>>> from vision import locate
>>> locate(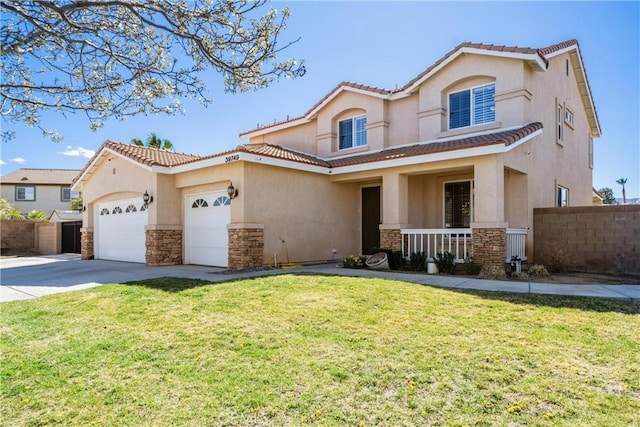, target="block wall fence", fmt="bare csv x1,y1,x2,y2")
533,205,639,275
